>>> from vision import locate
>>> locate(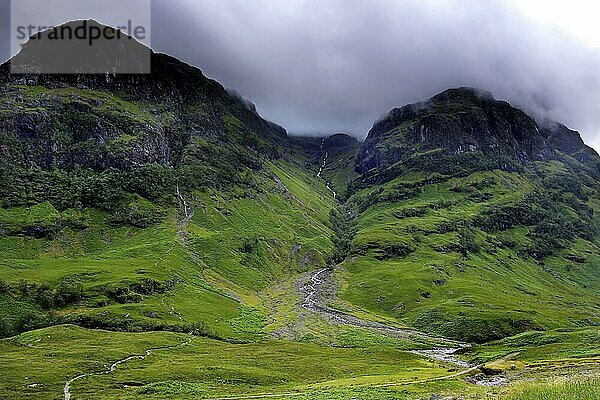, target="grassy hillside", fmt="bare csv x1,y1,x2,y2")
0,157,335,340
2,31,600,399
328,89,600,343
337,159,600,343
0,38,338,341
